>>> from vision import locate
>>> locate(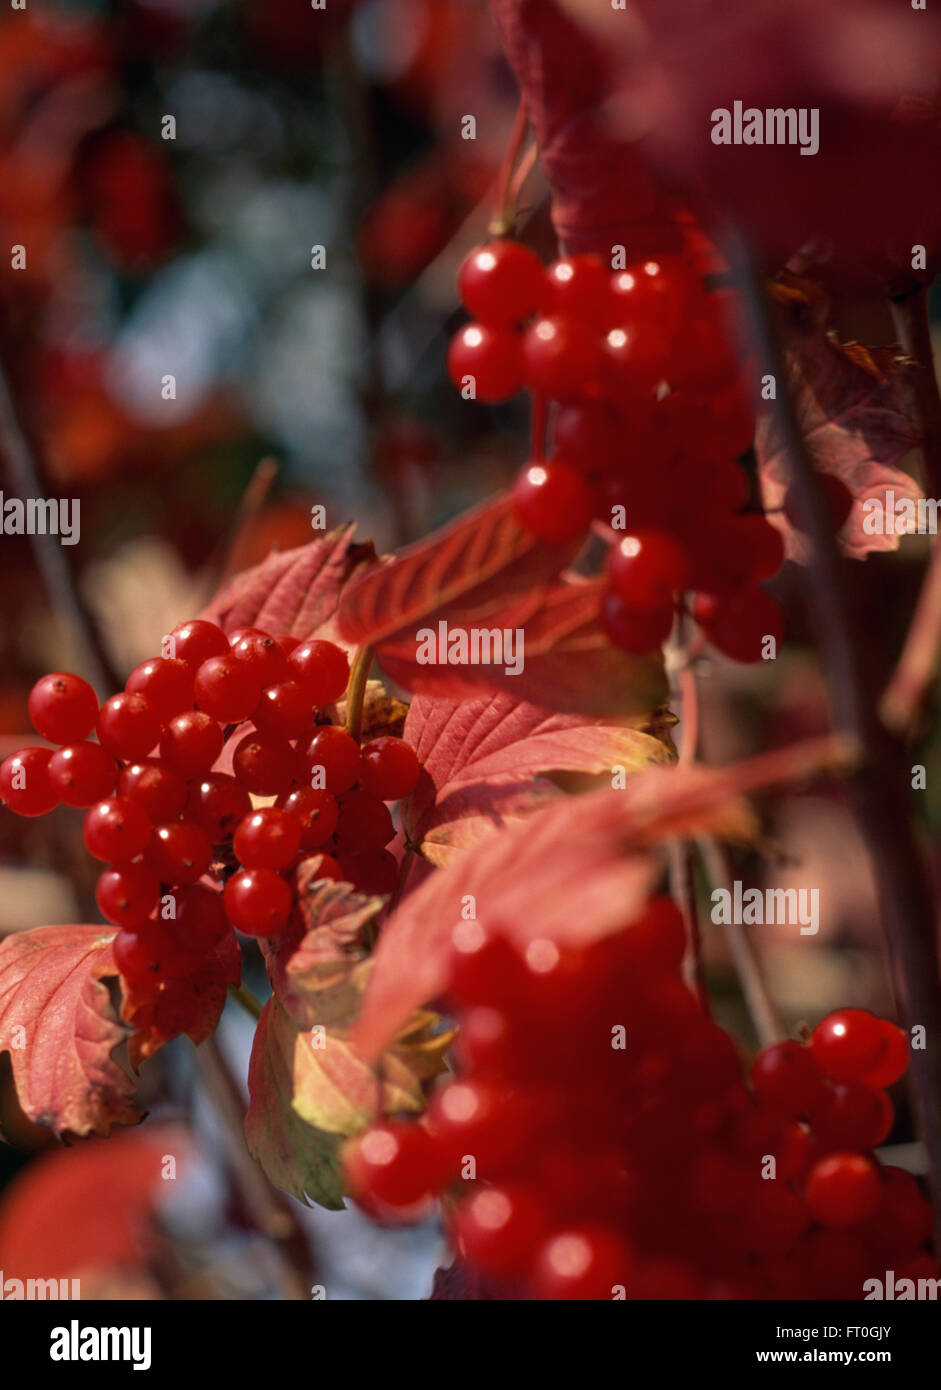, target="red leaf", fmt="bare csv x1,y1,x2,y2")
0,925,137,1138
337,493,573,649
200,525,377,645
757,318,921,562
119,931,241,1067
353,759,761,1059
403,689,674,859
377,578,667,717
